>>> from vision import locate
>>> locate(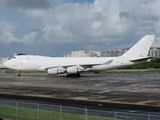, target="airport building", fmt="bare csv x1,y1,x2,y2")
65,47,160,58
0,57,9,68
101,49,128,57
64,50,101,57
65,50,88,57
65,49,127,57
148,47,160,58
